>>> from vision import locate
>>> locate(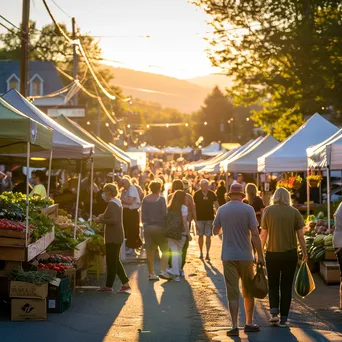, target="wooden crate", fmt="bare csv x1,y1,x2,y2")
320,261,340,285
325,250,337,261
50,238,89,259
41,204,59,219
0,228,55,262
